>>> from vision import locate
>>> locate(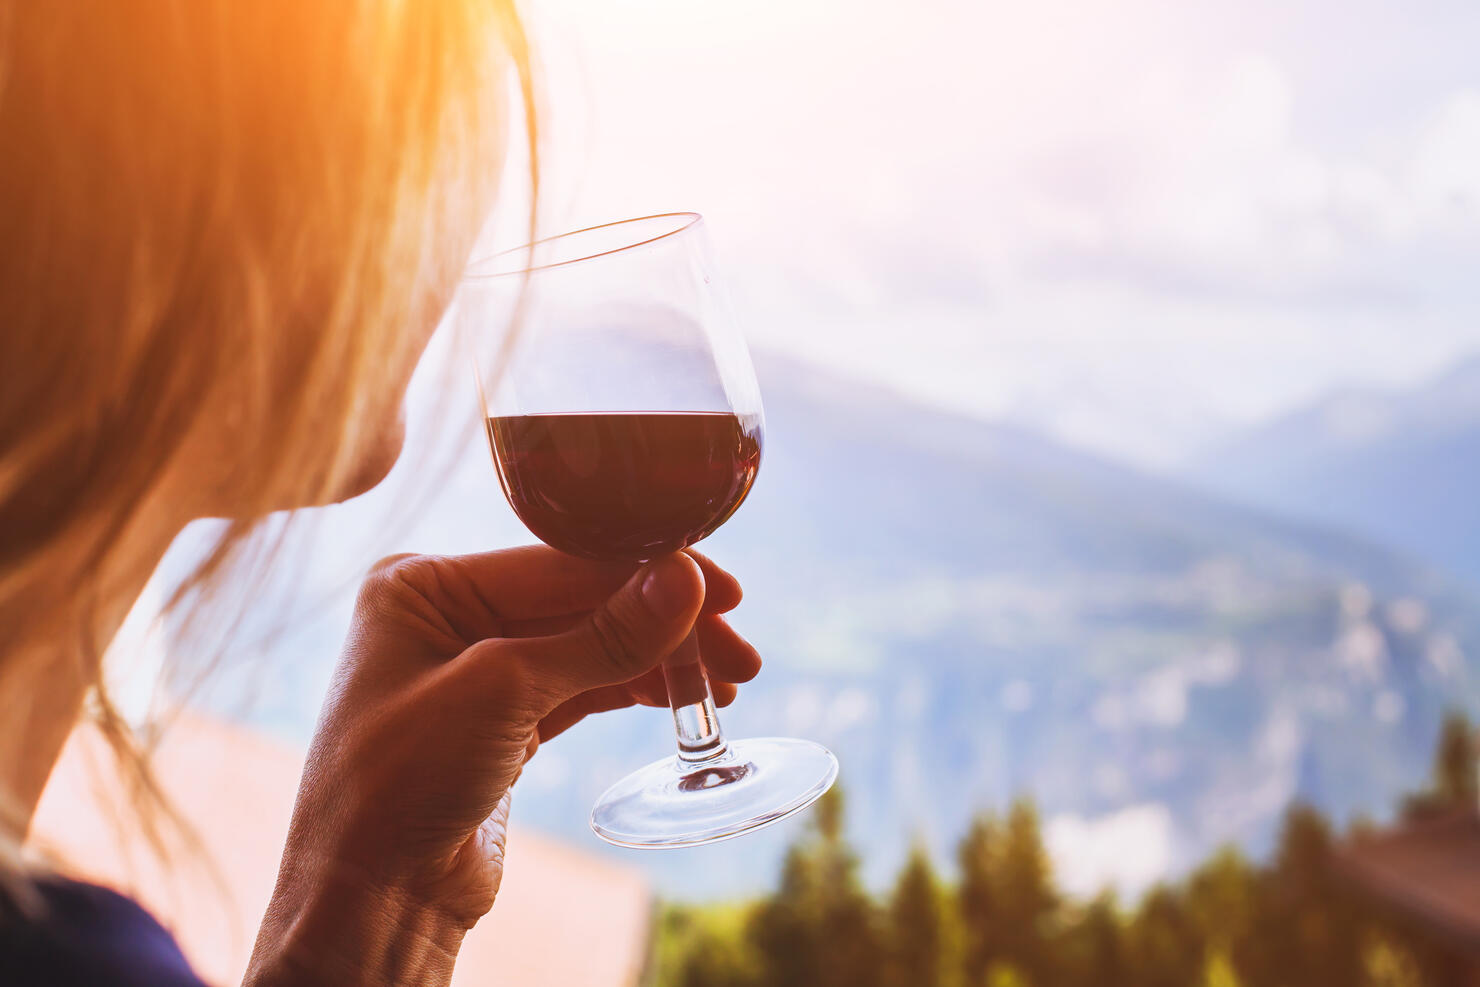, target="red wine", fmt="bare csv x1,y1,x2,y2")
487,412,763,562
